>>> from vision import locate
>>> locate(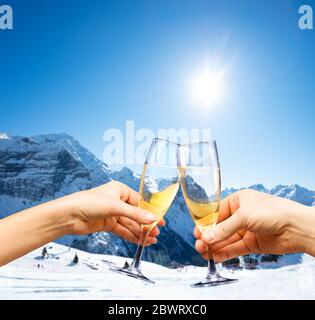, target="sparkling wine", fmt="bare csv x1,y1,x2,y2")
178,166,220,230
139,164,179,232
183,199,219,229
